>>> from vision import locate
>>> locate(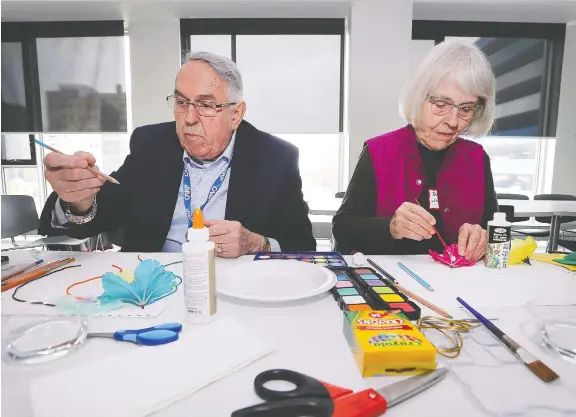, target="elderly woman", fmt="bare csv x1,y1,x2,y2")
333,41,498,261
